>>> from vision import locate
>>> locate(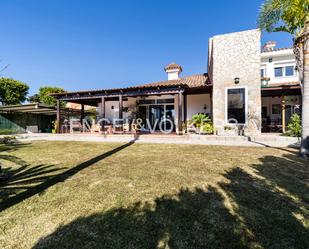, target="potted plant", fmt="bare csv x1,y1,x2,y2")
190,113,212,134
200,122,214,134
